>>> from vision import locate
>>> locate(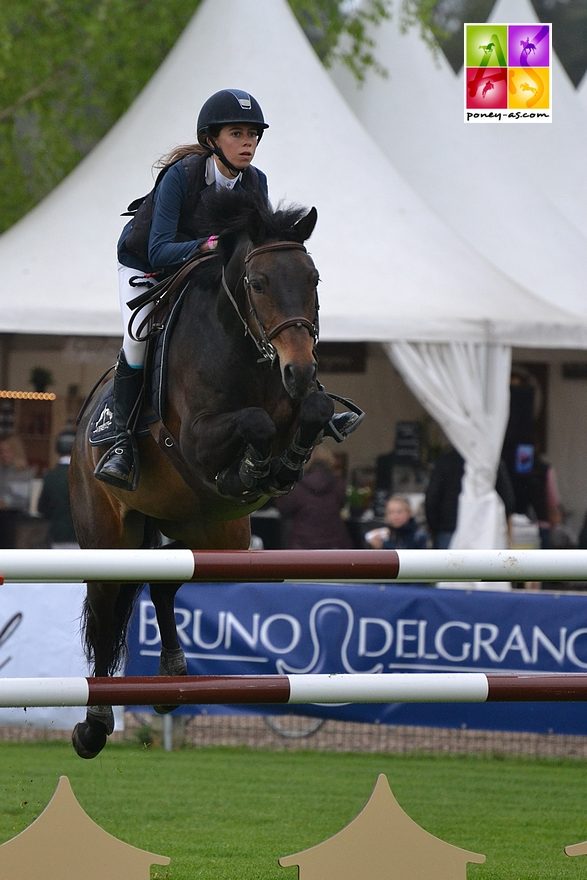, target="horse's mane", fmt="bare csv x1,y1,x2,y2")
194,187,309,245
